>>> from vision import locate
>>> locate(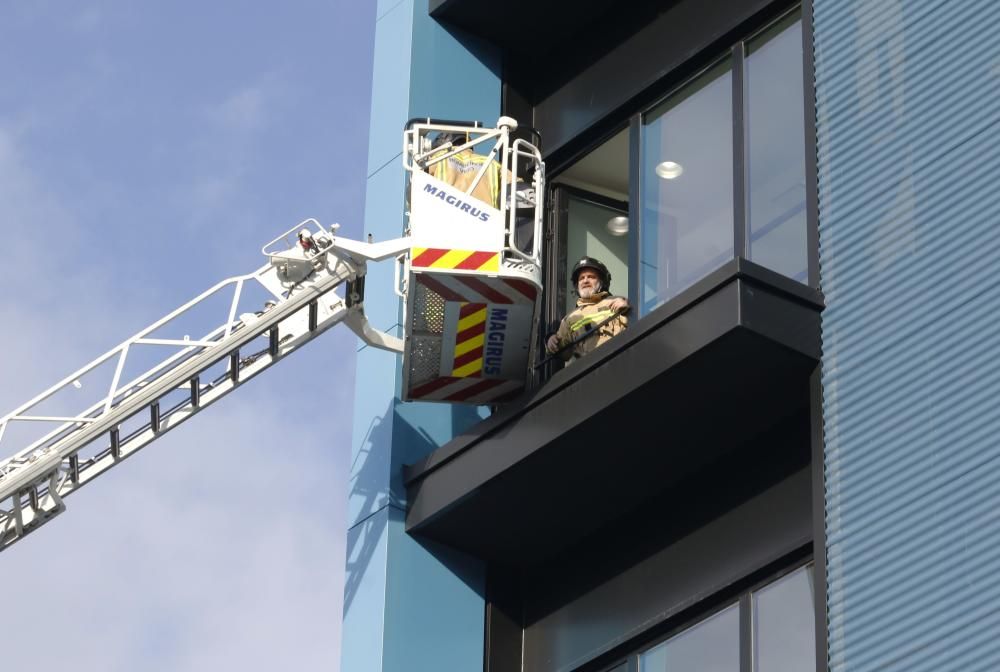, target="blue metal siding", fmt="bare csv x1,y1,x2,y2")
815,1,1000,670
342,0,500,670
